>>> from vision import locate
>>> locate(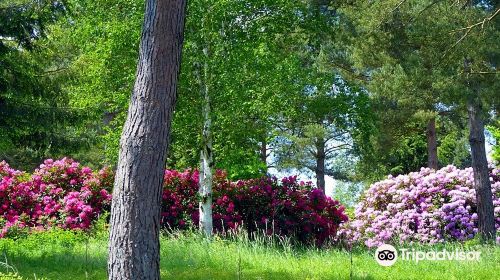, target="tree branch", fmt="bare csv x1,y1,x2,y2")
470,71,500,75
307,147,317,157
441,7,500,59
325,143,351,155
449,8,500,34
390,0,409,14
329,61,370,82
35,67,69,77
